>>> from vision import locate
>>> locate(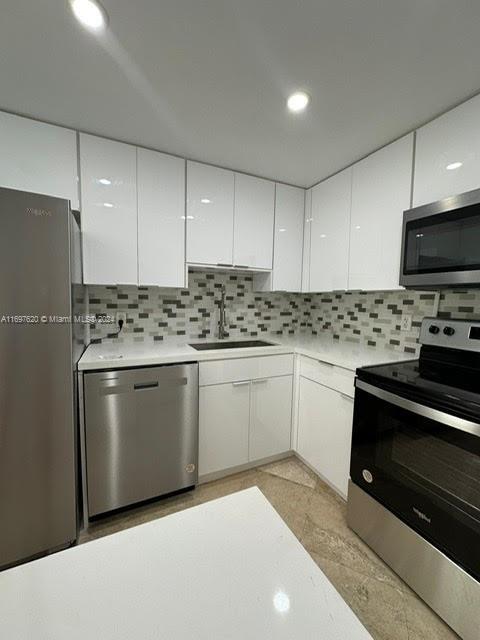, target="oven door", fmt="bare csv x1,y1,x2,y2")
400,189,480,287
351,379,480,580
